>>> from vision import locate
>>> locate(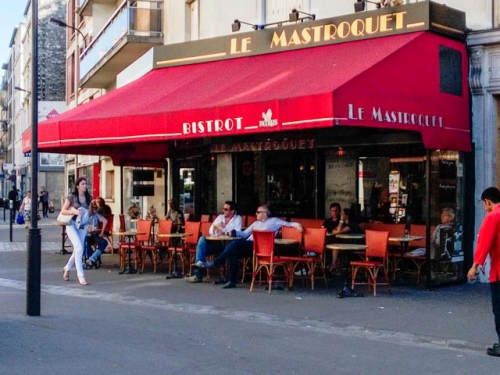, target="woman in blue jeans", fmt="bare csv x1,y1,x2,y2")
62,177,92,285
